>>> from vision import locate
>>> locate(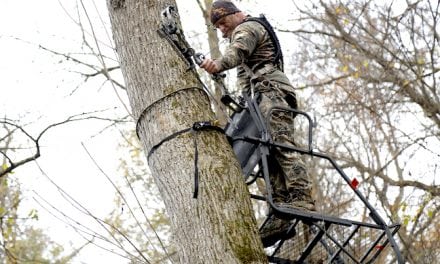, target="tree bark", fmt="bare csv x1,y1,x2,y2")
200,0,229,126
107,1,267,263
